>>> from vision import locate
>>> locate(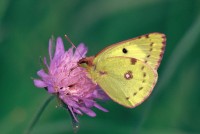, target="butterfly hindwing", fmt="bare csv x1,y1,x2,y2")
89,57,157,108
94,33,166,70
